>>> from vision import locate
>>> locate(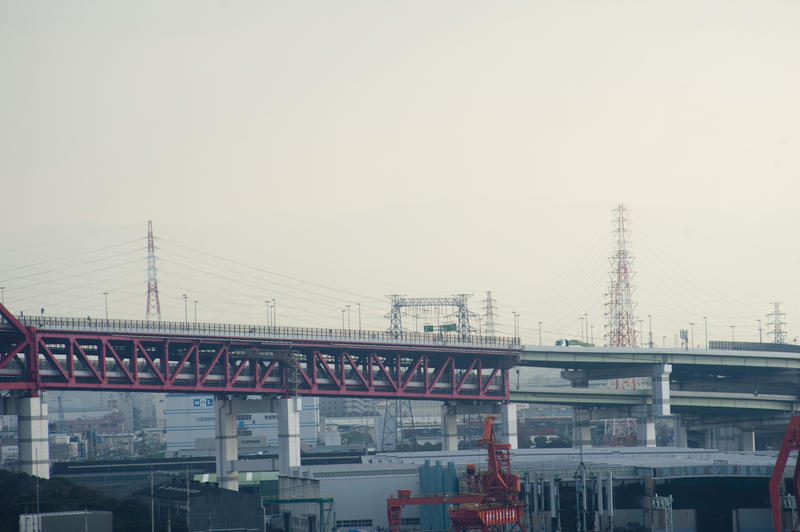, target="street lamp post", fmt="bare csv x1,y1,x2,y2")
193,300,198,324
182,294,188,324
579,316,585,343
512,312,520,339
689,322,695,349
590,325,594,345
730,325,736,341
271,298,276,326
341,309,345,329
346,304,352,329
648,314,653,348
538,321,542,345
583,314,588,343
757,319,763,343
703,316,708,349
265,300,272,327
638,319,644,348
103,291,109,320
357,303,362,331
